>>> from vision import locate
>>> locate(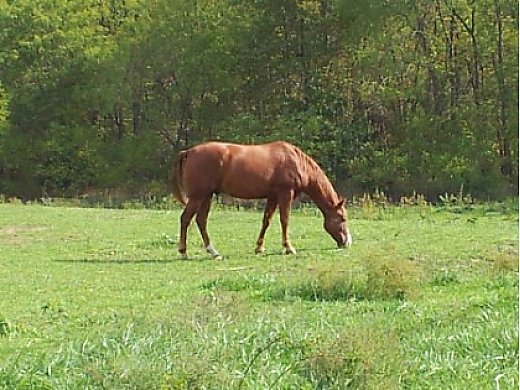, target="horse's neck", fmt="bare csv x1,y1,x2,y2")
303,168,339,215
